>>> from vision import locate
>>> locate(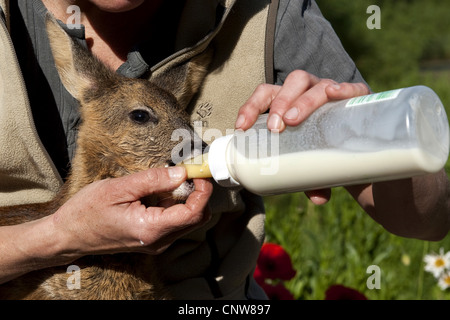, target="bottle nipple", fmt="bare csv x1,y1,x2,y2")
177,153,212,179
